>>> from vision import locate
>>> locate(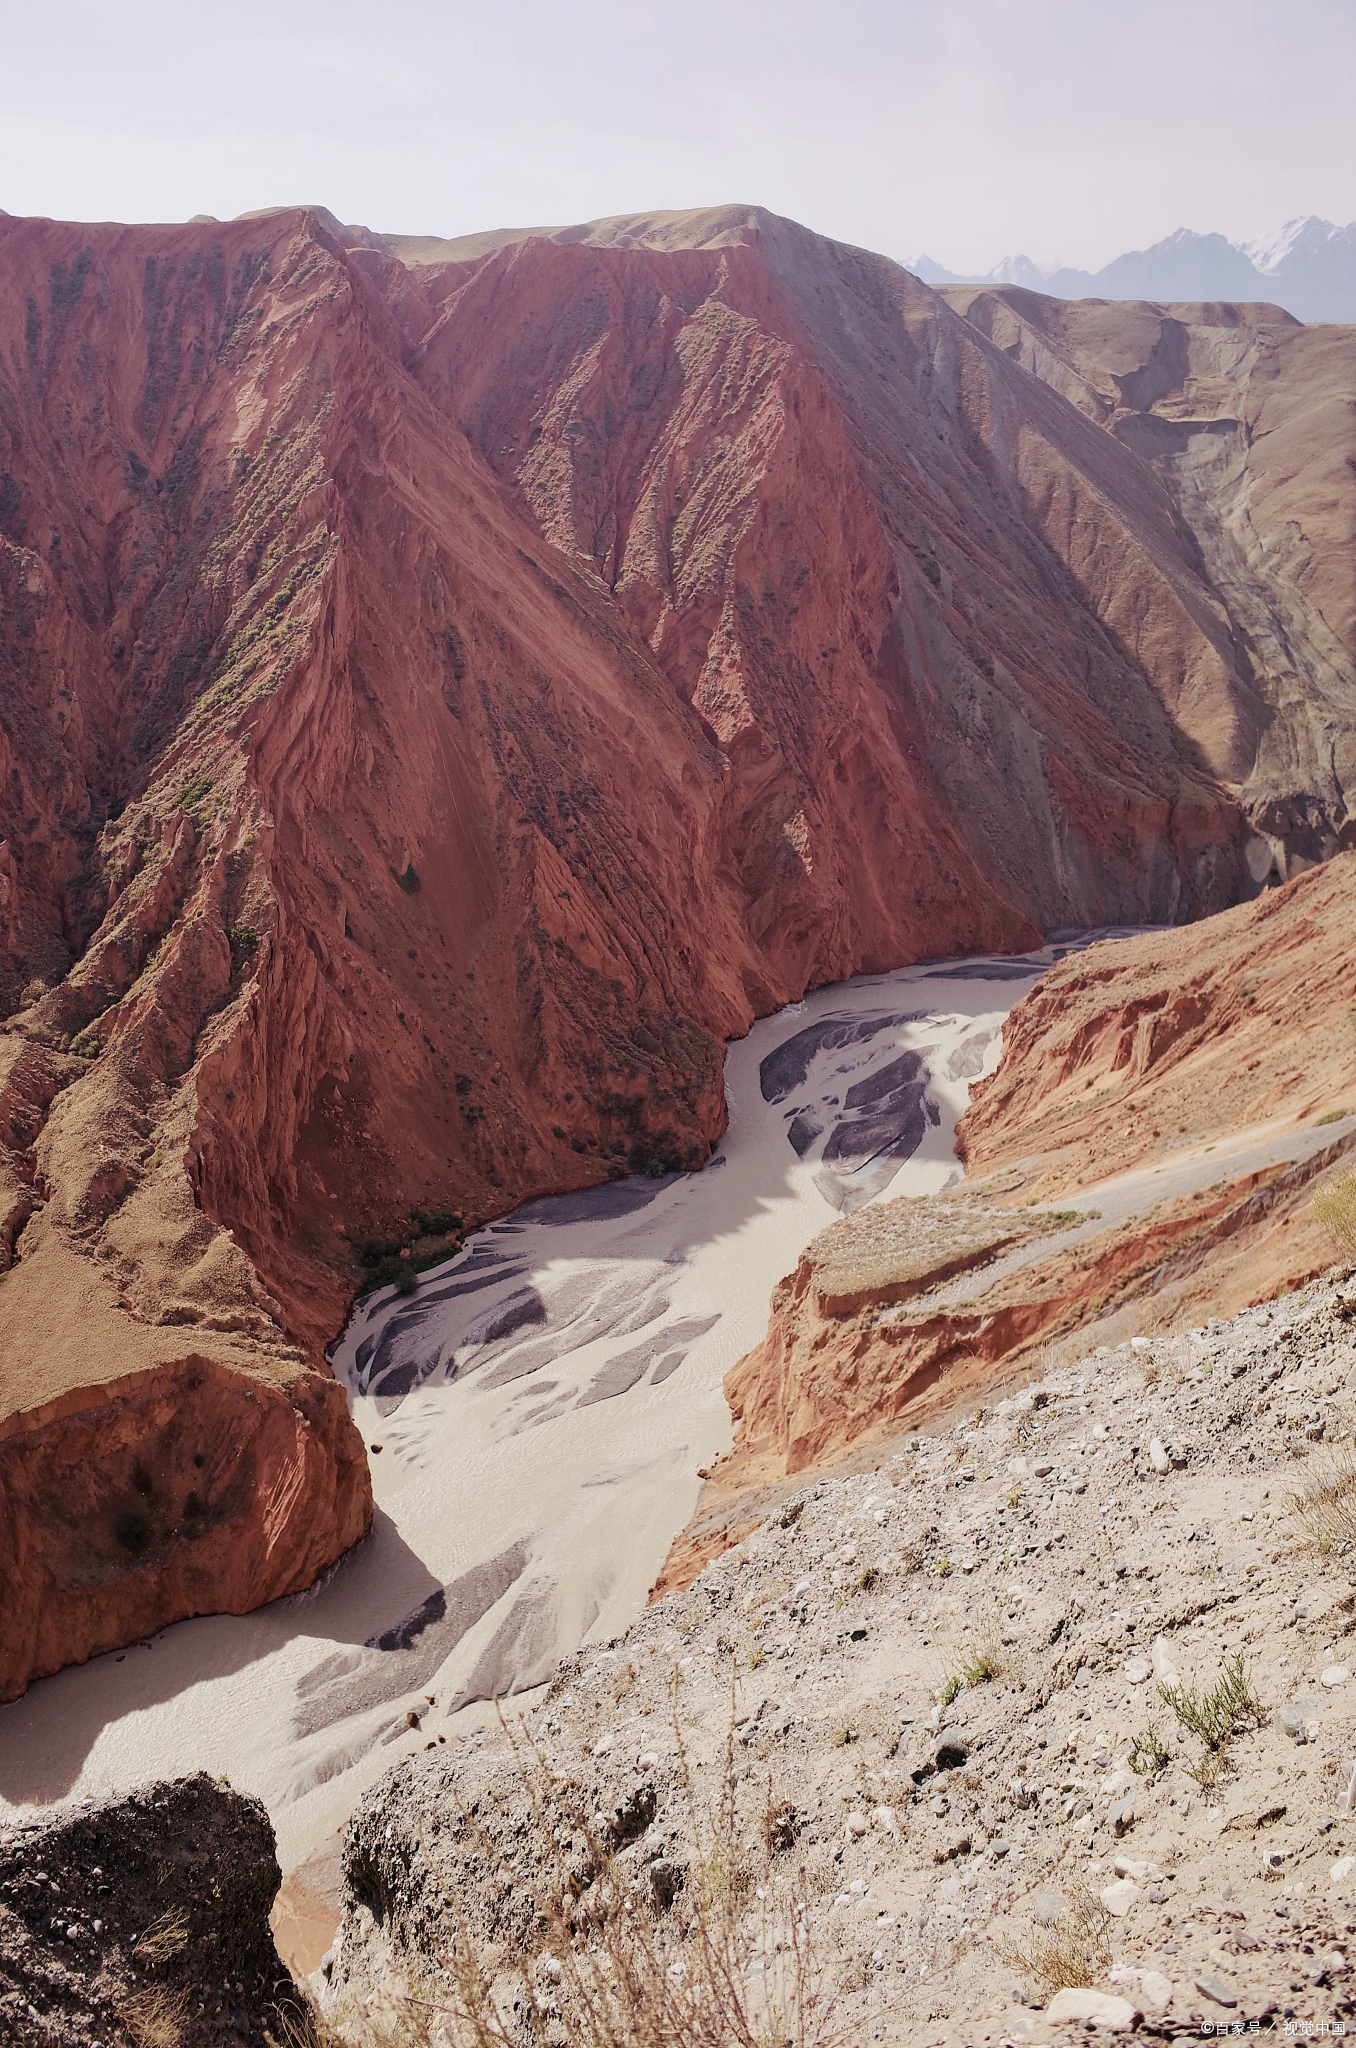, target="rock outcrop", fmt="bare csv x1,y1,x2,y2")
958,852,1356,1202
669,856,1356,1577
0,1773,299,2045
715,1149,1349,1497
2,201,1353,1686
0,1344,370,1703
